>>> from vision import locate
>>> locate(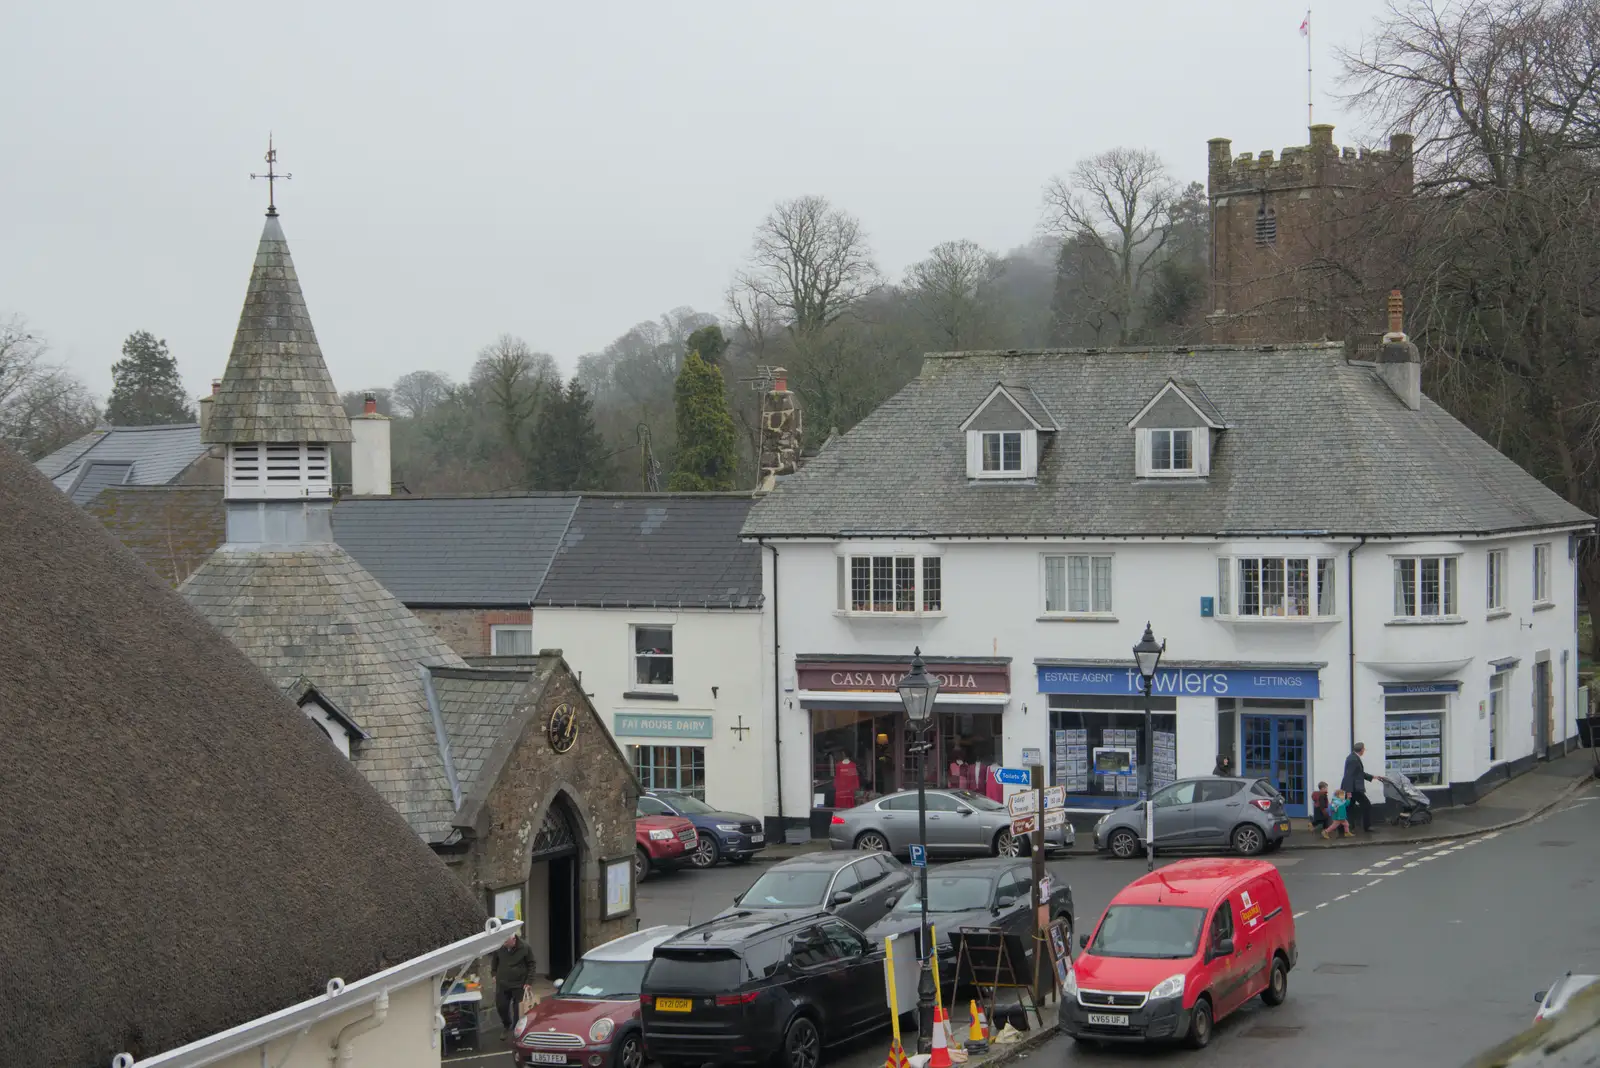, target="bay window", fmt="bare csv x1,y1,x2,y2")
838,552,943,615
1215,555,1337,618
1393,556,1459,618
